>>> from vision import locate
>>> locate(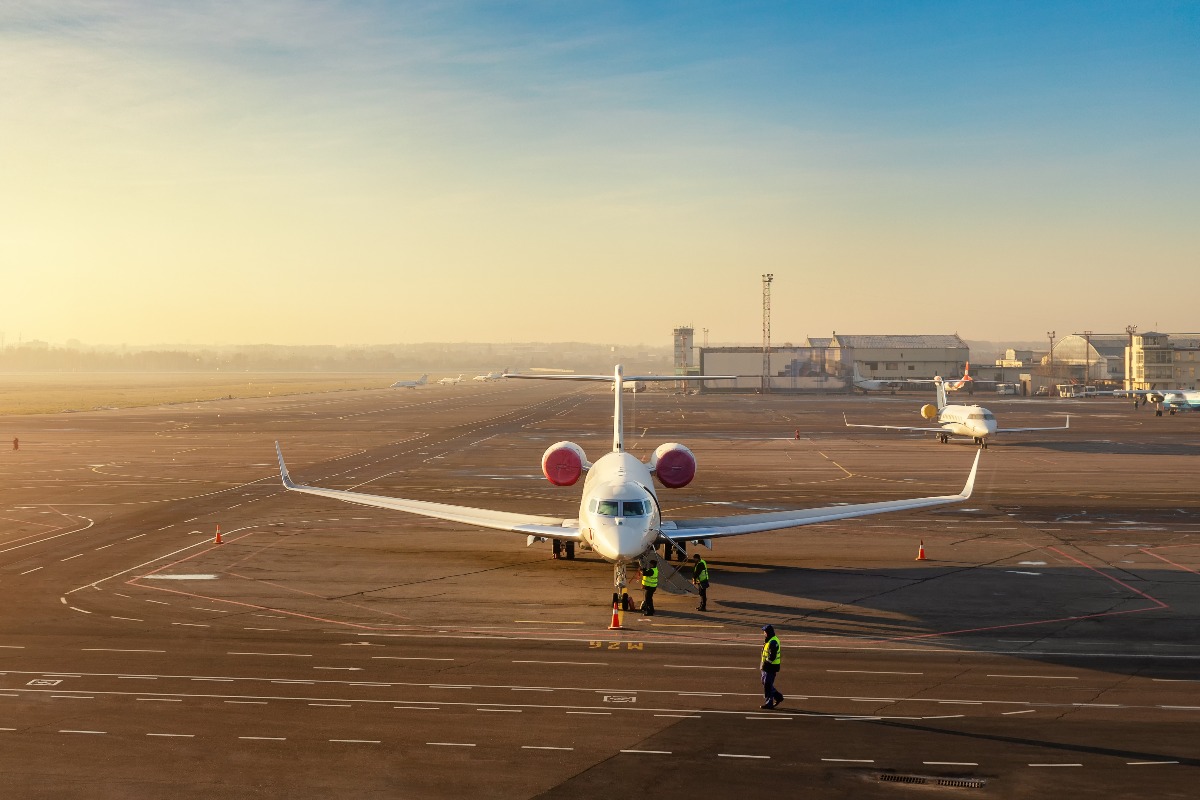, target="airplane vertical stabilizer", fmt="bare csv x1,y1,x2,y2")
935,376,948,411
612,365,624,453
